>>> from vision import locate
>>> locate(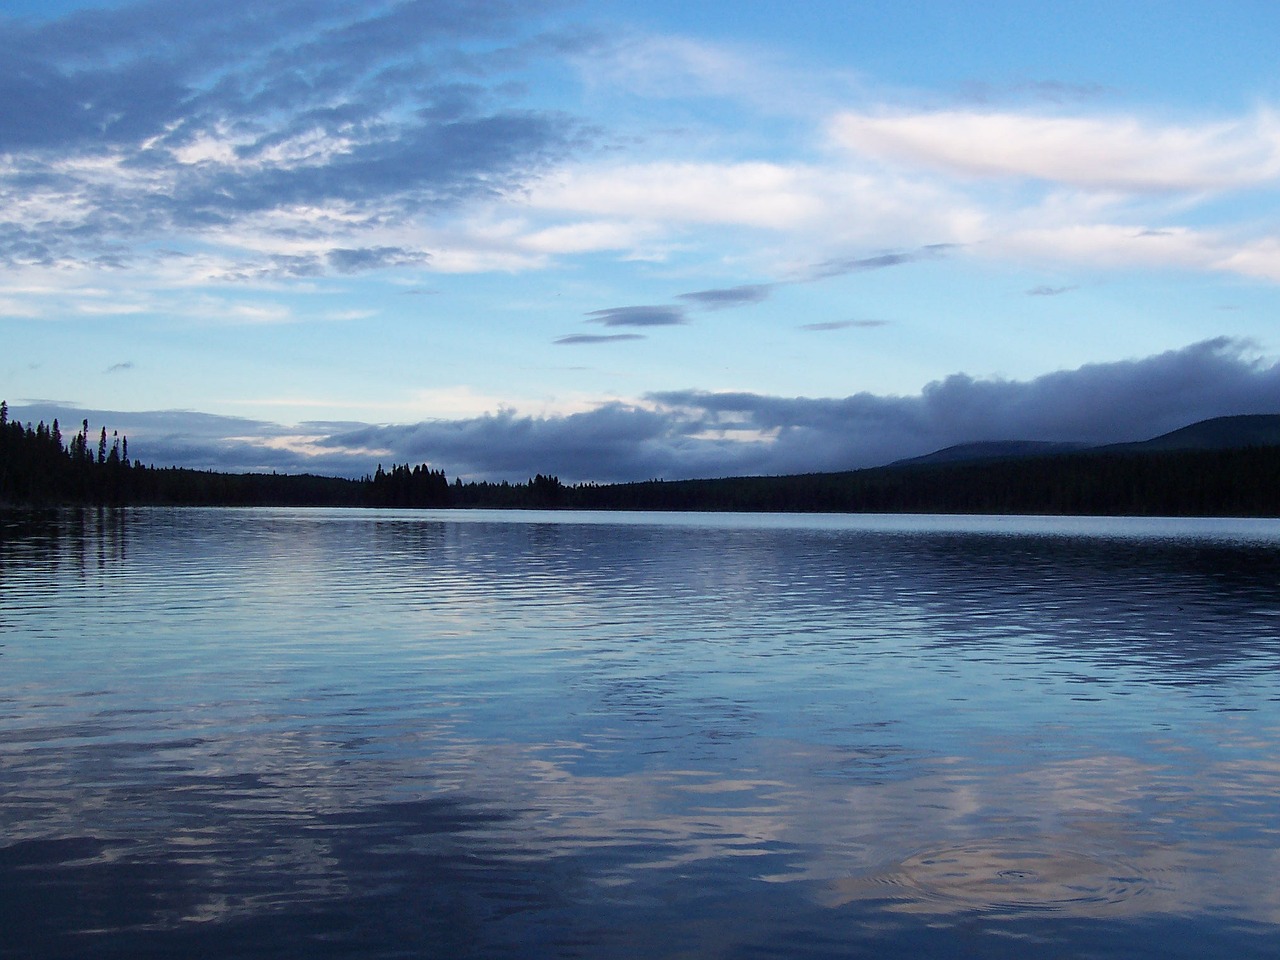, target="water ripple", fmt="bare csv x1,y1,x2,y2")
4,507,1280,957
